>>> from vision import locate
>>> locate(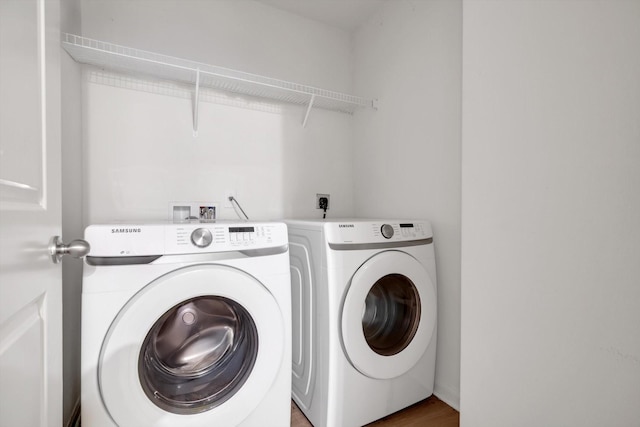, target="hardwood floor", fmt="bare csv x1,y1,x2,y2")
291,396,459,427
